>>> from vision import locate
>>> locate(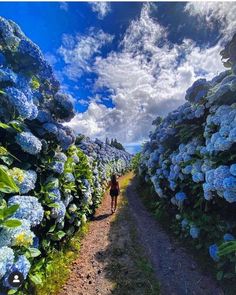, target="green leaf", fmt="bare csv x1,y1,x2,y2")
0,166,19,193
48,224,56,233
29,273,43,285
0,122,10,129
4,204,19,218
0,155,13,166
32,258,45,271
9,120,25,132
49,230,66,241
47,203,60,208
2,219,21,228
217,271,224,281
26,248,41,258
218,241,236,256
0,147,8,155
8,289,18,294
